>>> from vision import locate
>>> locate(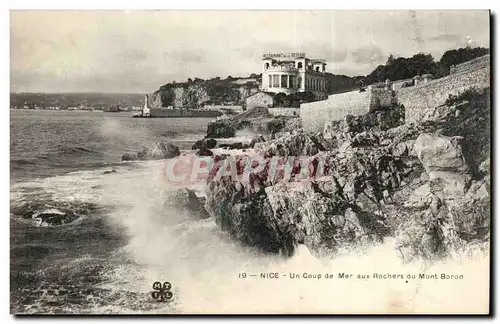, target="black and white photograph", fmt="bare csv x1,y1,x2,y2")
9,9,491,314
